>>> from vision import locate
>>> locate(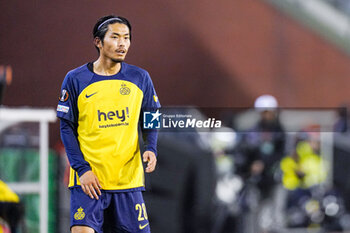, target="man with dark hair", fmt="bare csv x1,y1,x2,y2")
92,15,132,53
57,15,160,233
